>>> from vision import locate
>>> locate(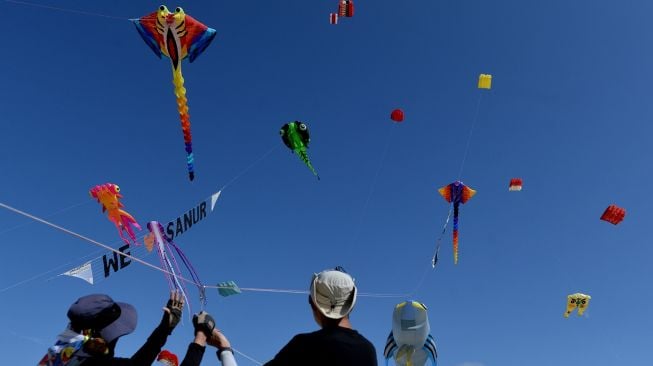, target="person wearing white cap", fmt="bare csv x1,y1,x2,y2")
262,266,377,366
